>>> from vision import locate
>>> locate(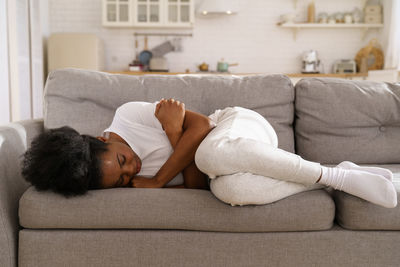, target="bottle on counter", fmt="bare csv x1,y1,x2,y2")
307,0,315,23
